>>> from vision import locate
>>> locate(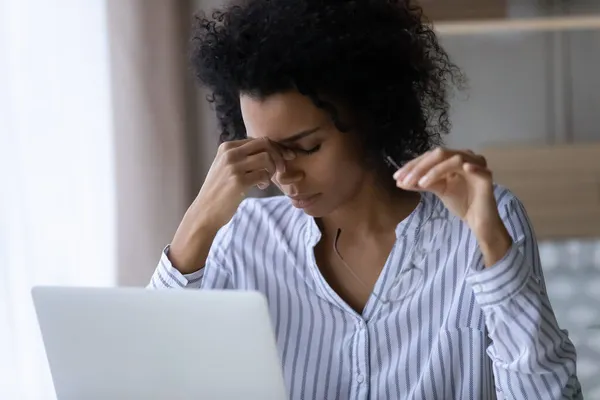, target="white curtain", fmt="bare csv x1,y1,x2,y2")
0,1,116,398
